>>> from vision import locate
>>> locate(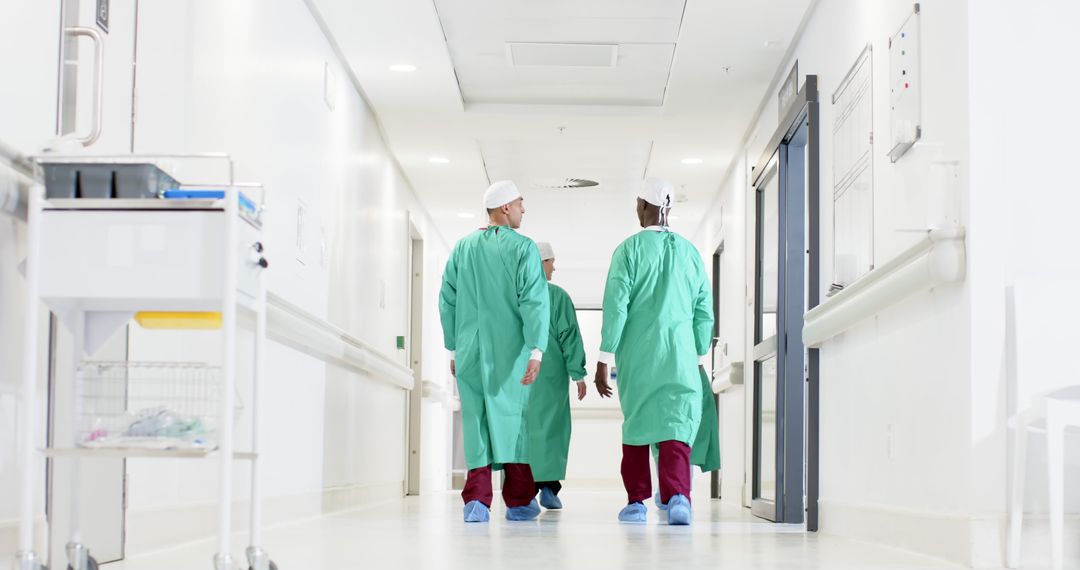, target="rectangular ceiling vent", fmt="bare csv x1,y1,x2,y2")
507,42,618,68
